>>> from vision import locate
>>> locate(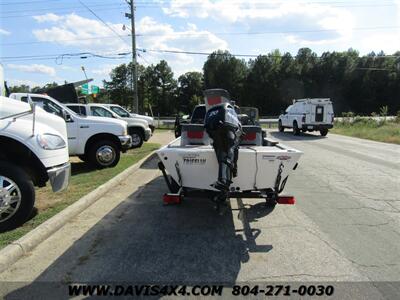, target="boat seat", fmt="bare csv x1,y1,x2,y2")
240,125,263,146
180,124,210,146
